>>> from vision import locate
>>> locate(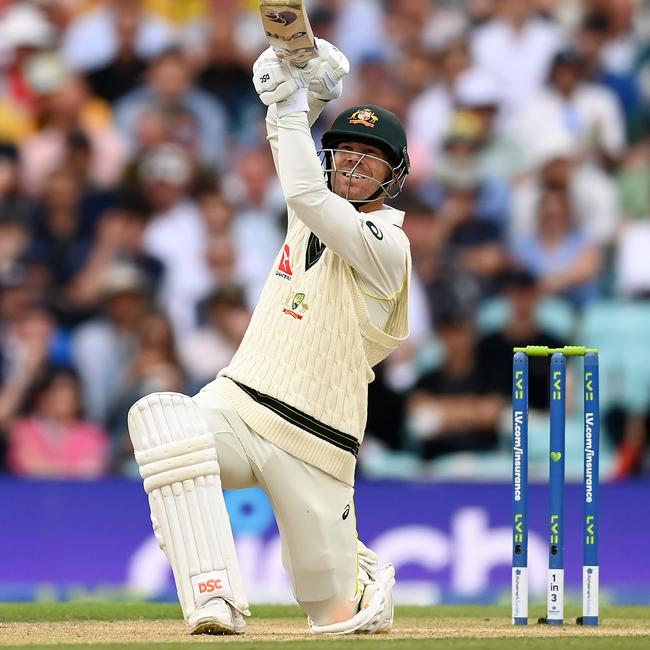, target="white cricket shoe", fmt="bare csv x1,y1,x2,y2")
356,562,395,634
187,598,246,635
308,542,395,635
